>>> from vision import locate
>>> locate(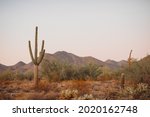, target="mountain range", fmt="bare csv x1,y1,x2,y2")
0,51,128,73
